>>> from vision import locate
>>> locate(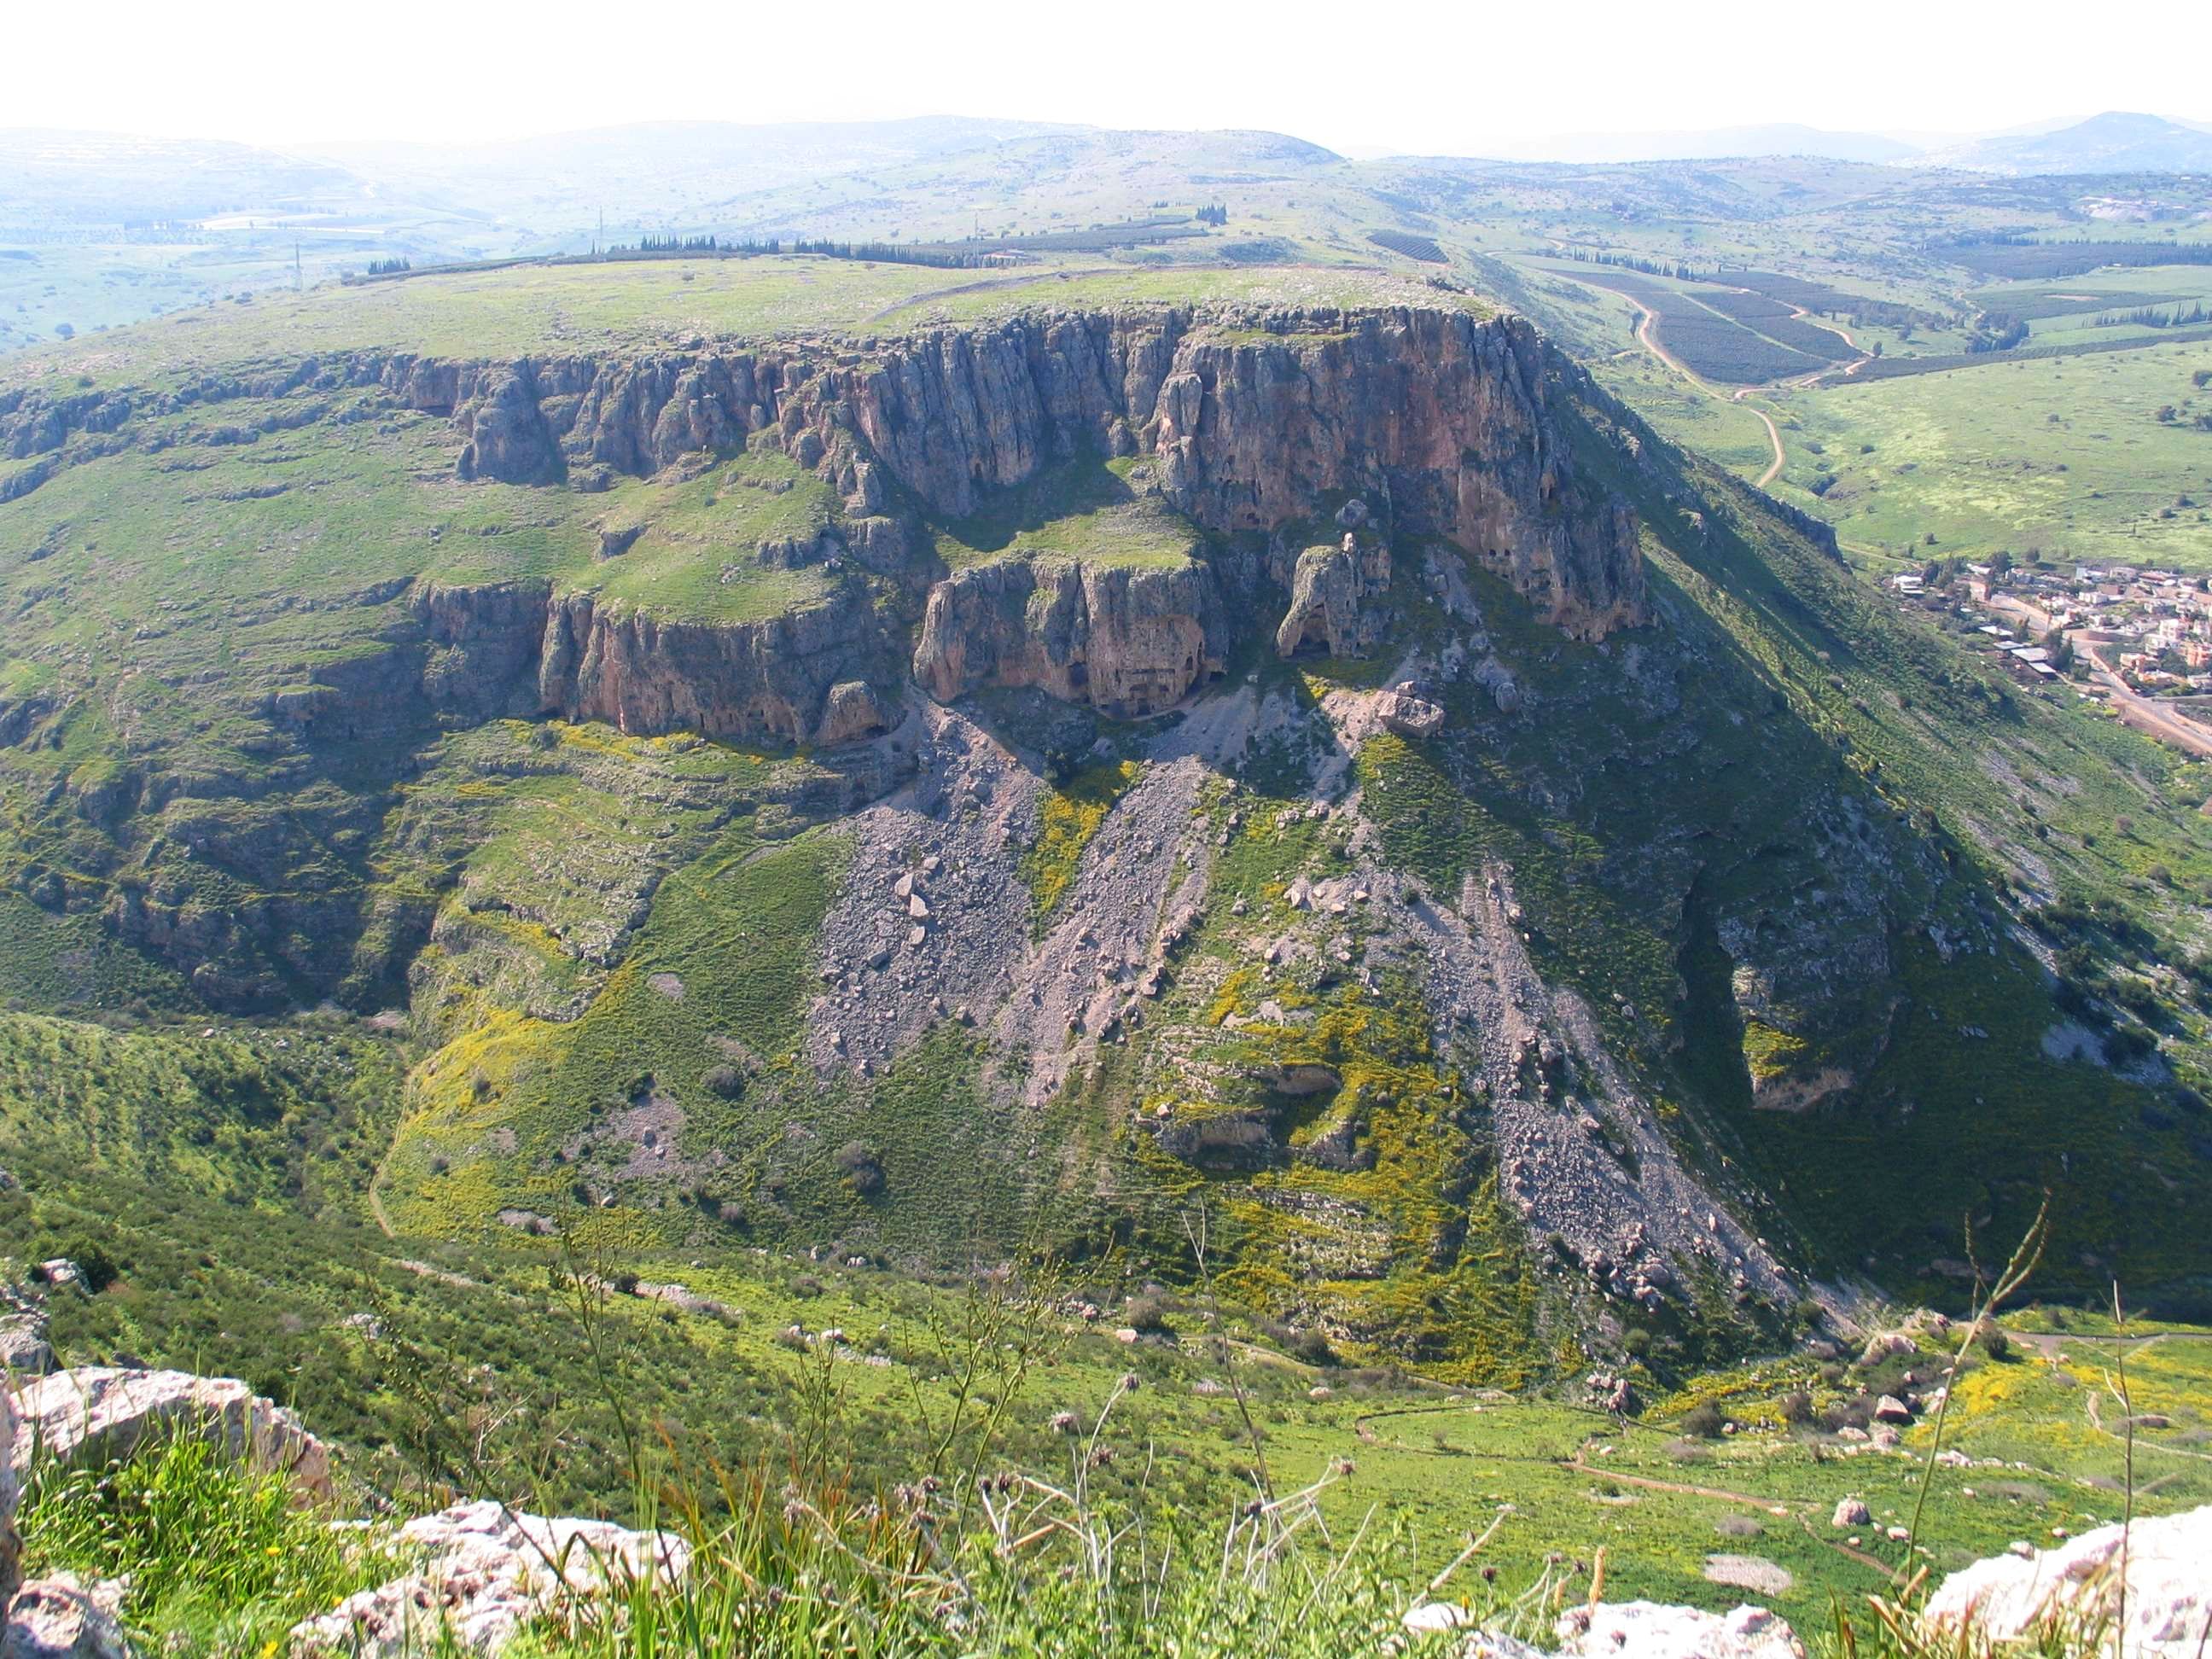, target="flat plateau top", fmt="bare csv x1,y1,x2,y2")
4,257,1487,393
